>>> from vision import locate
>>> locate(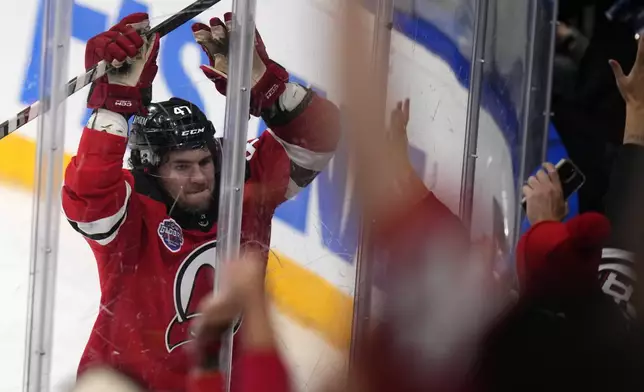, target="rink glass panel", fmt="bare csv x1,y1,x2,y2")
469,0,555,249
0,0,56,389
354,0,477,337
385,0,475,221
383,0,553,245
363,0,554,334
